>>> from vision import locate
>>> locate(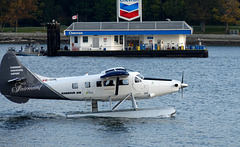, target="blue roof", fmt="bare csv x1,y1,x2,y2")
64,21,192,36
